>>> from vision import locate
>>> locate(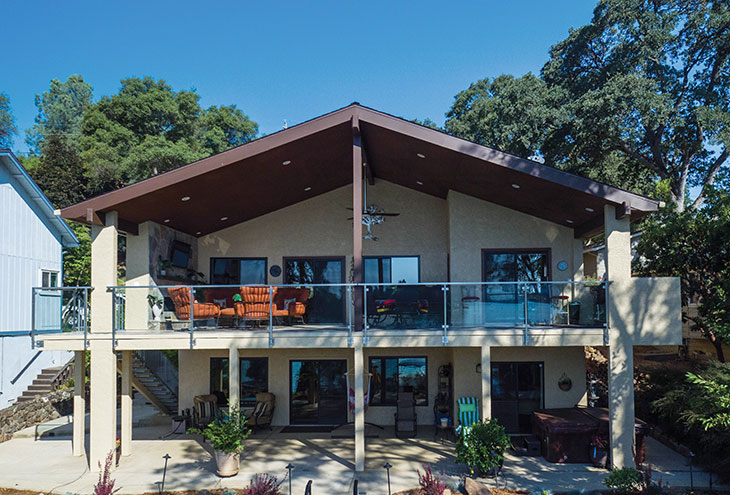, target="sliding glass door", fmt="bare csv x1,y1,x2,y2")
290,360,347,425
284,257,345,324
491,362,544,434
